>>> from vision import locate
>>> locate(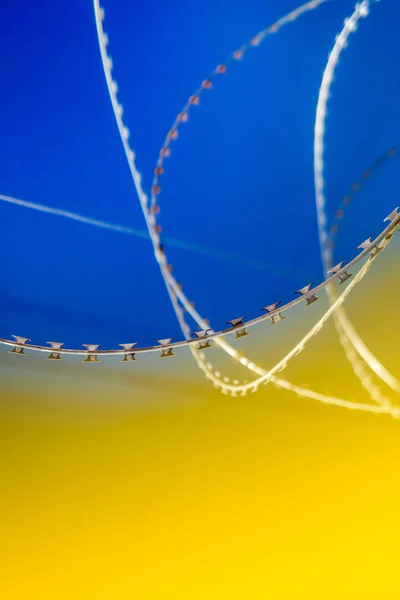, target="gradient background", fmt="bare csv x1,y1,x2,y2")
1,0,400,597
